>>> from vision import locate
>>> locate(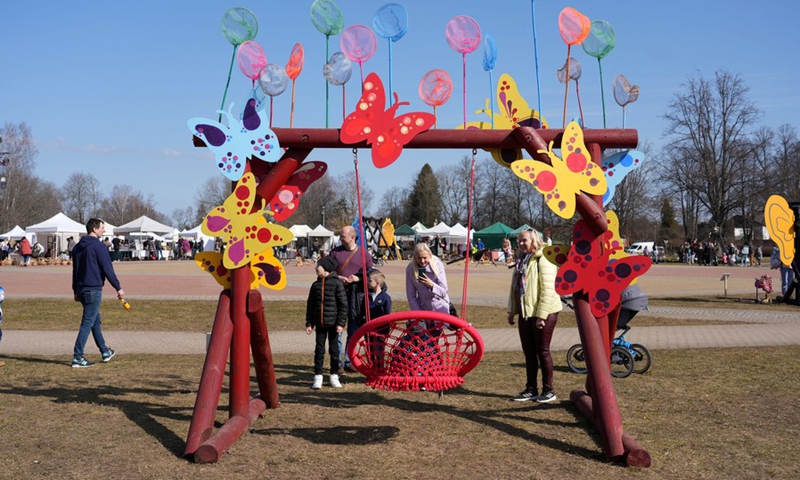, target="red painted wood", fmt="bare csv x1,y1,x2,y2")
248,289,280,409
194,415,249,464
